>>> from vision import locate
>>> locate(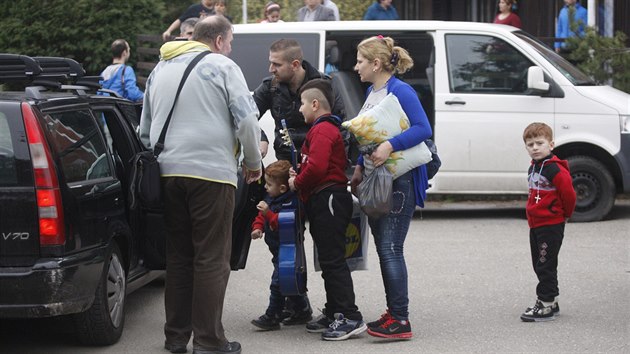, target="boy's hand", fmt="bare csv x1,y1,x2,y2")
350,165,364,197
251,229,263,239
257,201,269,214
288,176,297,191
